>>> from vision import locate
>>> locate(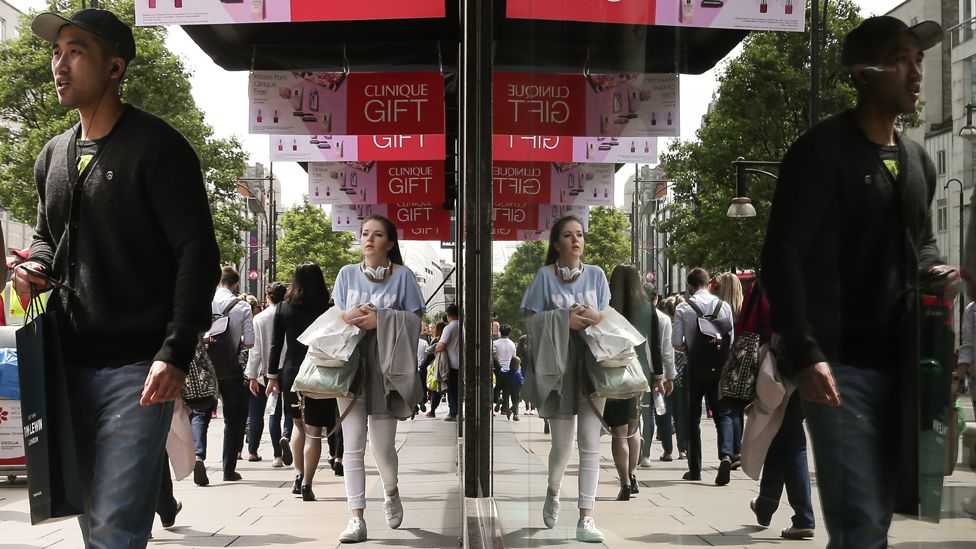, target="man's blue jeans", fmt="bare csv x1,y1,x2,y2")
267,389,293,458
756,392,815,529
685,376,733,476
247,382,267,456
67,362,173,549
641,391,674,458
190,377,247,473
802,364,896,549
